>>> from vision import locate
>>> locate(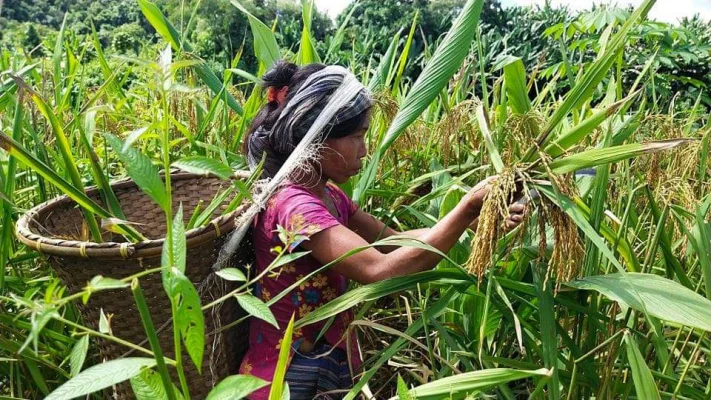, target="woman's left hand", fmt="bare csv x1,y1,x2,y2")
504,202,526,231
469,202,526,232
